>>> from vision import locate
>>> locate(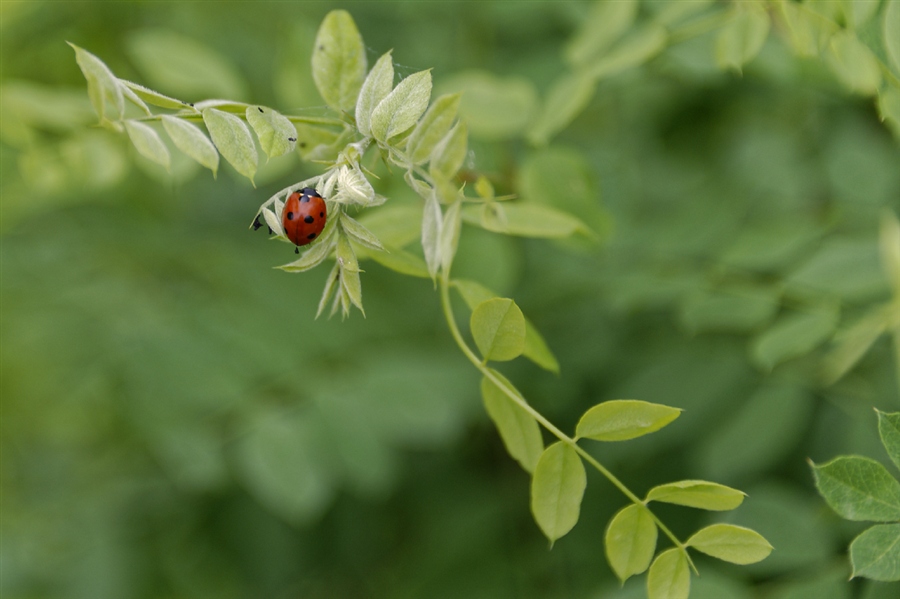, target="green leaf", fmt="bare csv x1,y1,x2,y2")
119,84,151,116
246,106,297,159
462,201,590,239
435,71,538,140
880,211,900,294
123,120,170,169
311,10,366,113
530,442,586,544
440,200,462,272
686,524,773,564
481,371,543,473
367,244,430,278
452,279,560,373
125,29,247,100
233,407,333,524
647,548,690,599
877,411,900,472
715,5,771,72
202,107,257,182
850,523,900,581
646,480,745,511
370,70,432,141
121,80,192,110
584,24,668,81
823,306,890,385
840,0,879,29
335,164,376,206
470,297,526,362
886,0,900,75
777,1,833,56
421,193,442,279
341,213,385,252
316,262,341,319
750,306,838,370
406,93,461,164
69,43,124,122
575,399,681,442
679,287,778,333
787,238,886,301
527,72,595,146
161,115,219,175
357,204,422,248
565,0,638,66
429,120,468,181
278,217,338,273
827,30,882,95
811,456,900,522
355,51,394,138
605,503,657,582
337,233,363,315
